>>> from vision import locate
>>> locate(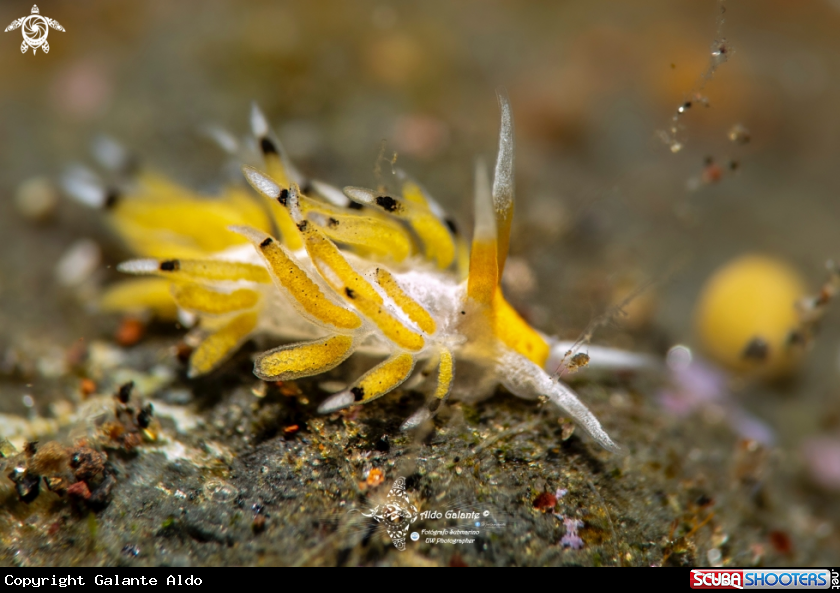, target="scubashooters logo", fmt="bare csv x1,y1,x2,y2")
690,569,834,589
361,477,418,551
5,5,65,55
